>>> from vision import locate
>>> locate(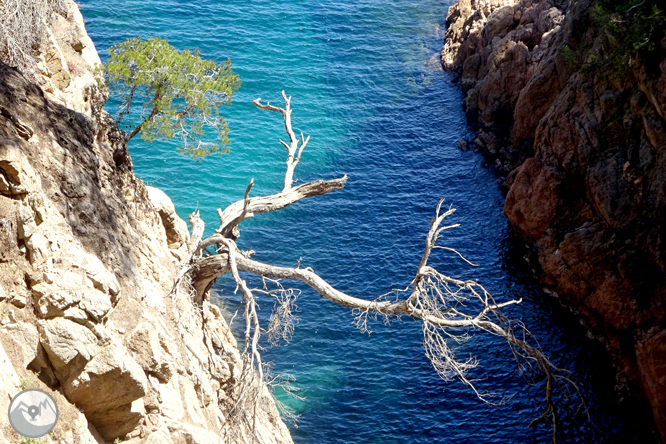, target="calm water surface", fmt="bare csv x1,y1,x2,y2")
79,0,650,442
